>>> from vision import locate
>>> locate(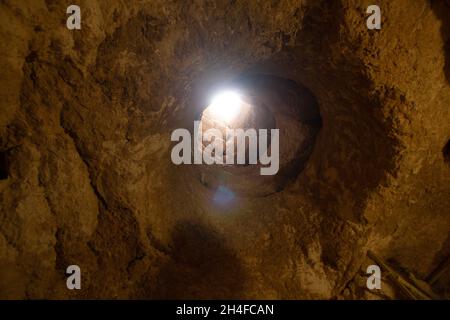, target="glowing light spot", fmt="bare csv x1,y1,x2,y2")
213,186,235,205
208,91,243,124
